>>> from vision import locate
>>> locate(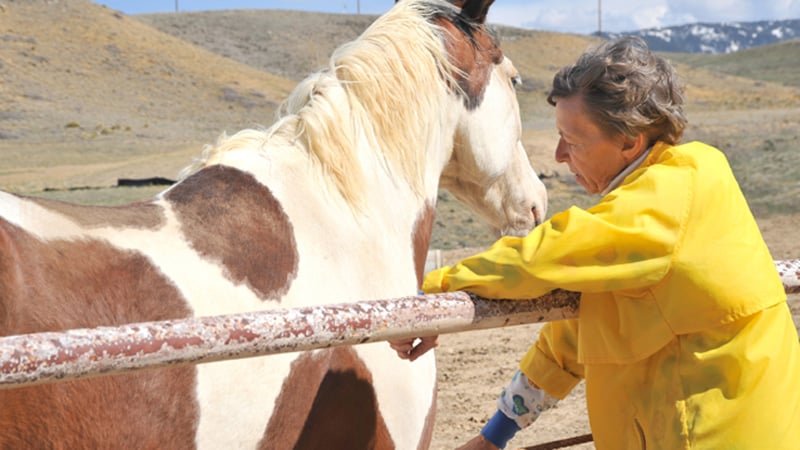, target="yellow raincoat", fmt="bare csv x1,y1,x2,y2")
424,141,800,449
